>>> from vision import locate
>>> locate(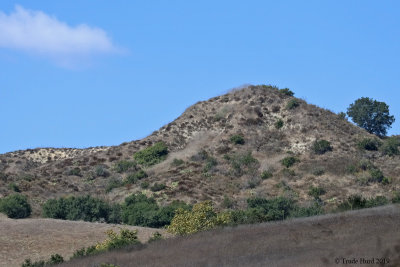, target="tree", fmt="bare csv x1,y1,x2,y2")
347,97,395,137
